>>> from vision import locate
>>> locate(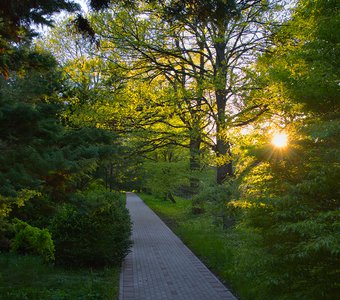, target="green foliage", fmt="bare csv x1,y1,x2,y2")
51,190,131,268
0,7,130,276
0,217,13,252
143,160,189,199
193,184,231,203
0,189,41,219
0,46,123,215
0,0,79,81
230,1,340,298
10,219,55,262
0,253,119,299
234,118,340,299
43,127,121,201
257,0,340,113
11,193,57,230
0,49,65,222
